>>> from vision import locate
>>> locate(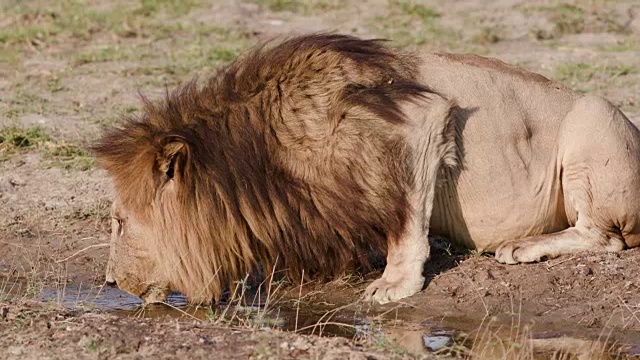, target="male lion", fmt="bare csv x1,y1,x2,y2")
94,34,640,305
